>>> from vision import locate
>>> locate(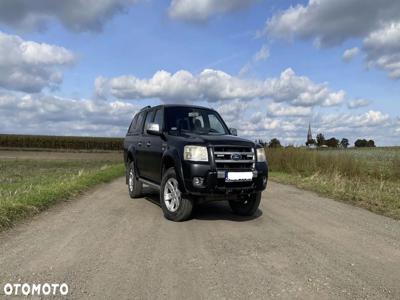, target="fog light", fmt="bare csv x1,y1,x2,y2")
262,176,267,185
193,177,204,187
